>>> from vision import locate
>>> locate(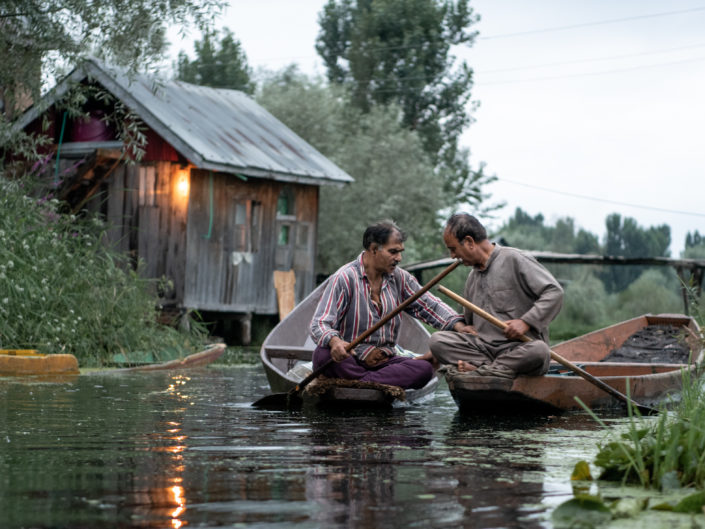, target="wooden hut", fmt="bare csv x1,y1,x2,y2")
14,58,353,342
